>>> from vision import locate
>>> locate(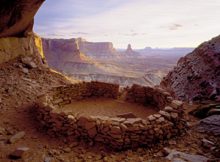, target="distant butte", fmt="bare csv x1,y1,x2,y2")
125,44,138,55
